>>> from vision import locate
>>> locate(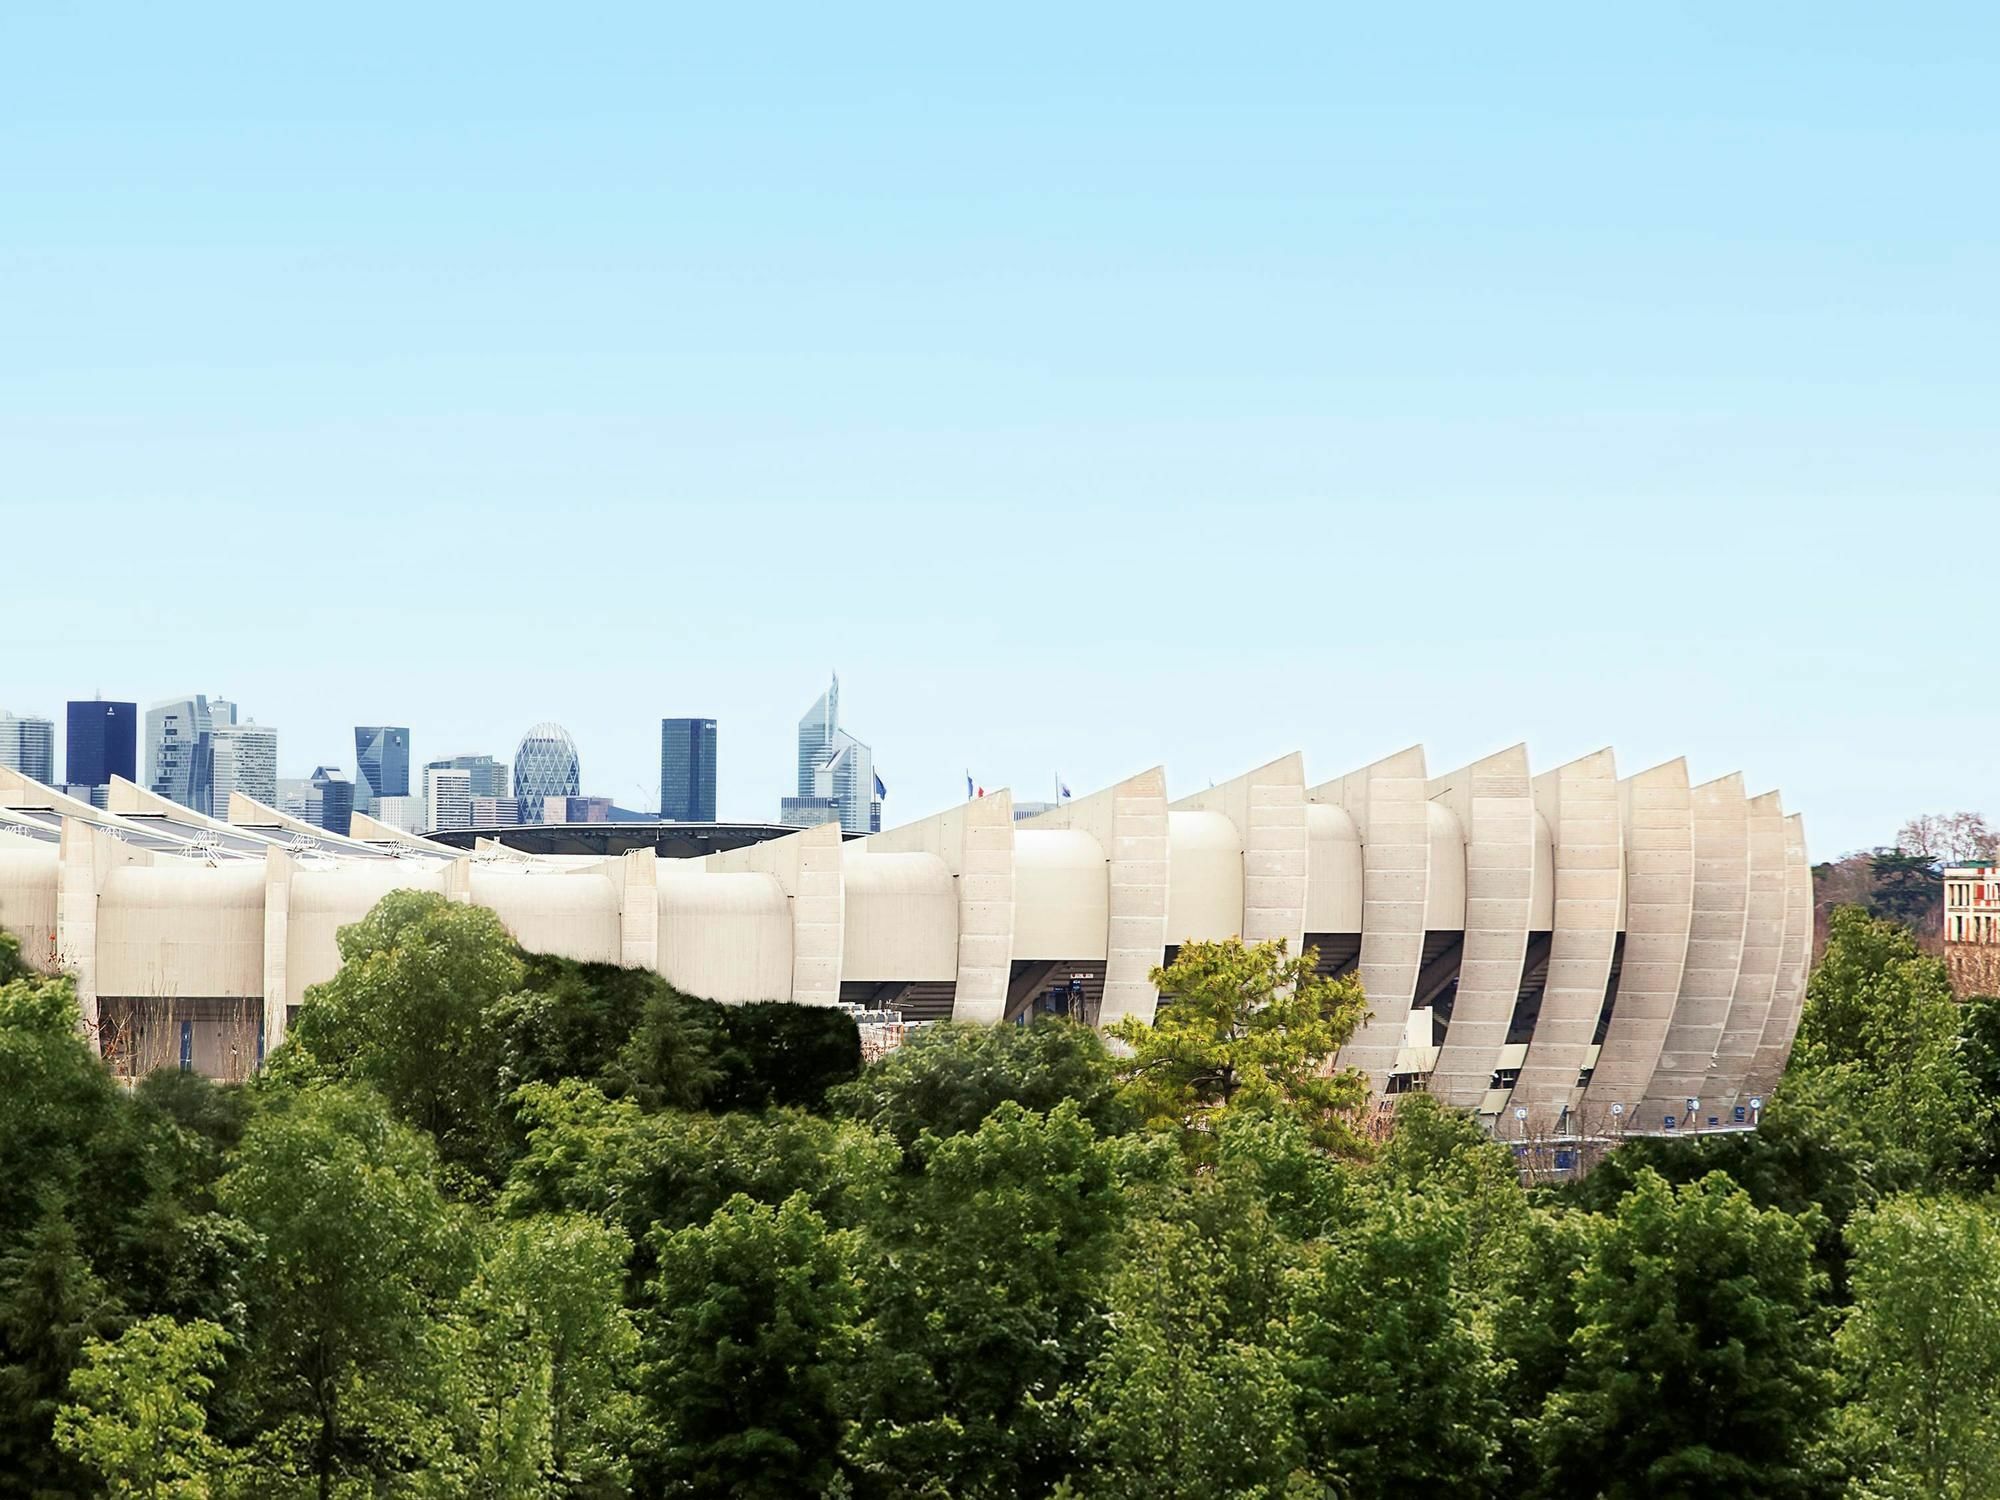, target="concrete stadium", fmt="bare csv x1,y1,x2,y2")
0,745,1808,1138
